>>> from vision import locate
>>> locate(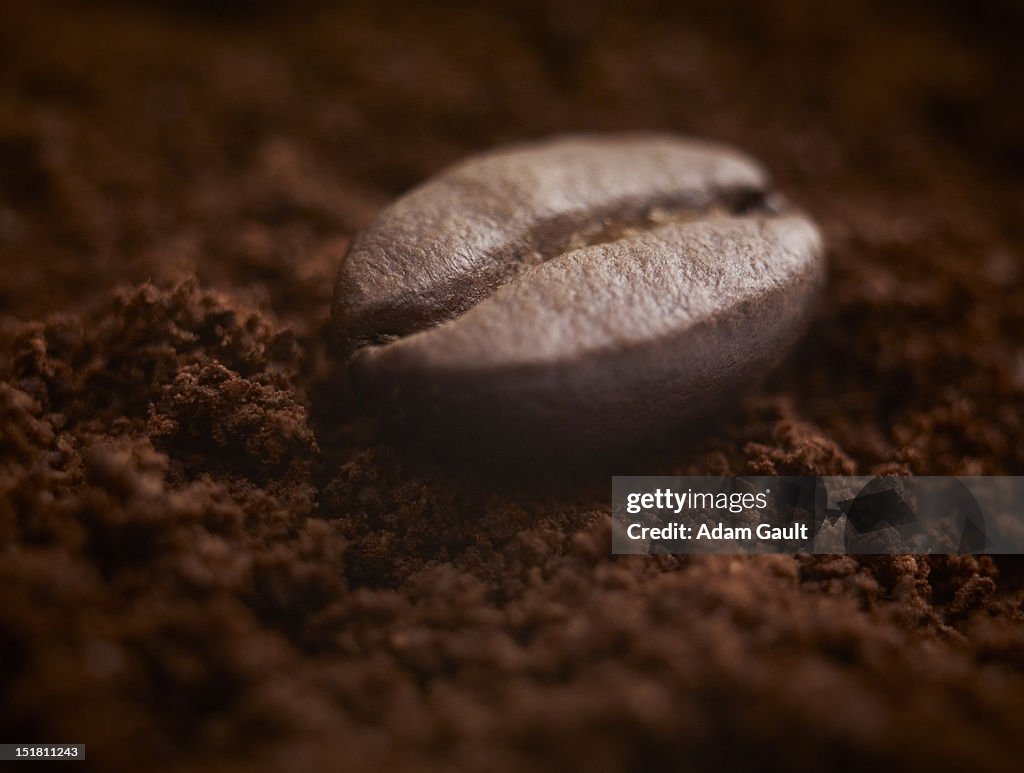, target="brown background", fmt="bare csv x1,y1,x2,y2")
1,1,1023,770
